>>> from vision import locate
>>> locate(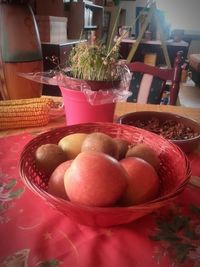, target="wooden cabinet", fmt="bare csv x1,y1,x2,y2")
35,0,66,17
103,6,126,45
41,40,86,96
66,0,104,40
119,39,189,66
0,4,43,100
